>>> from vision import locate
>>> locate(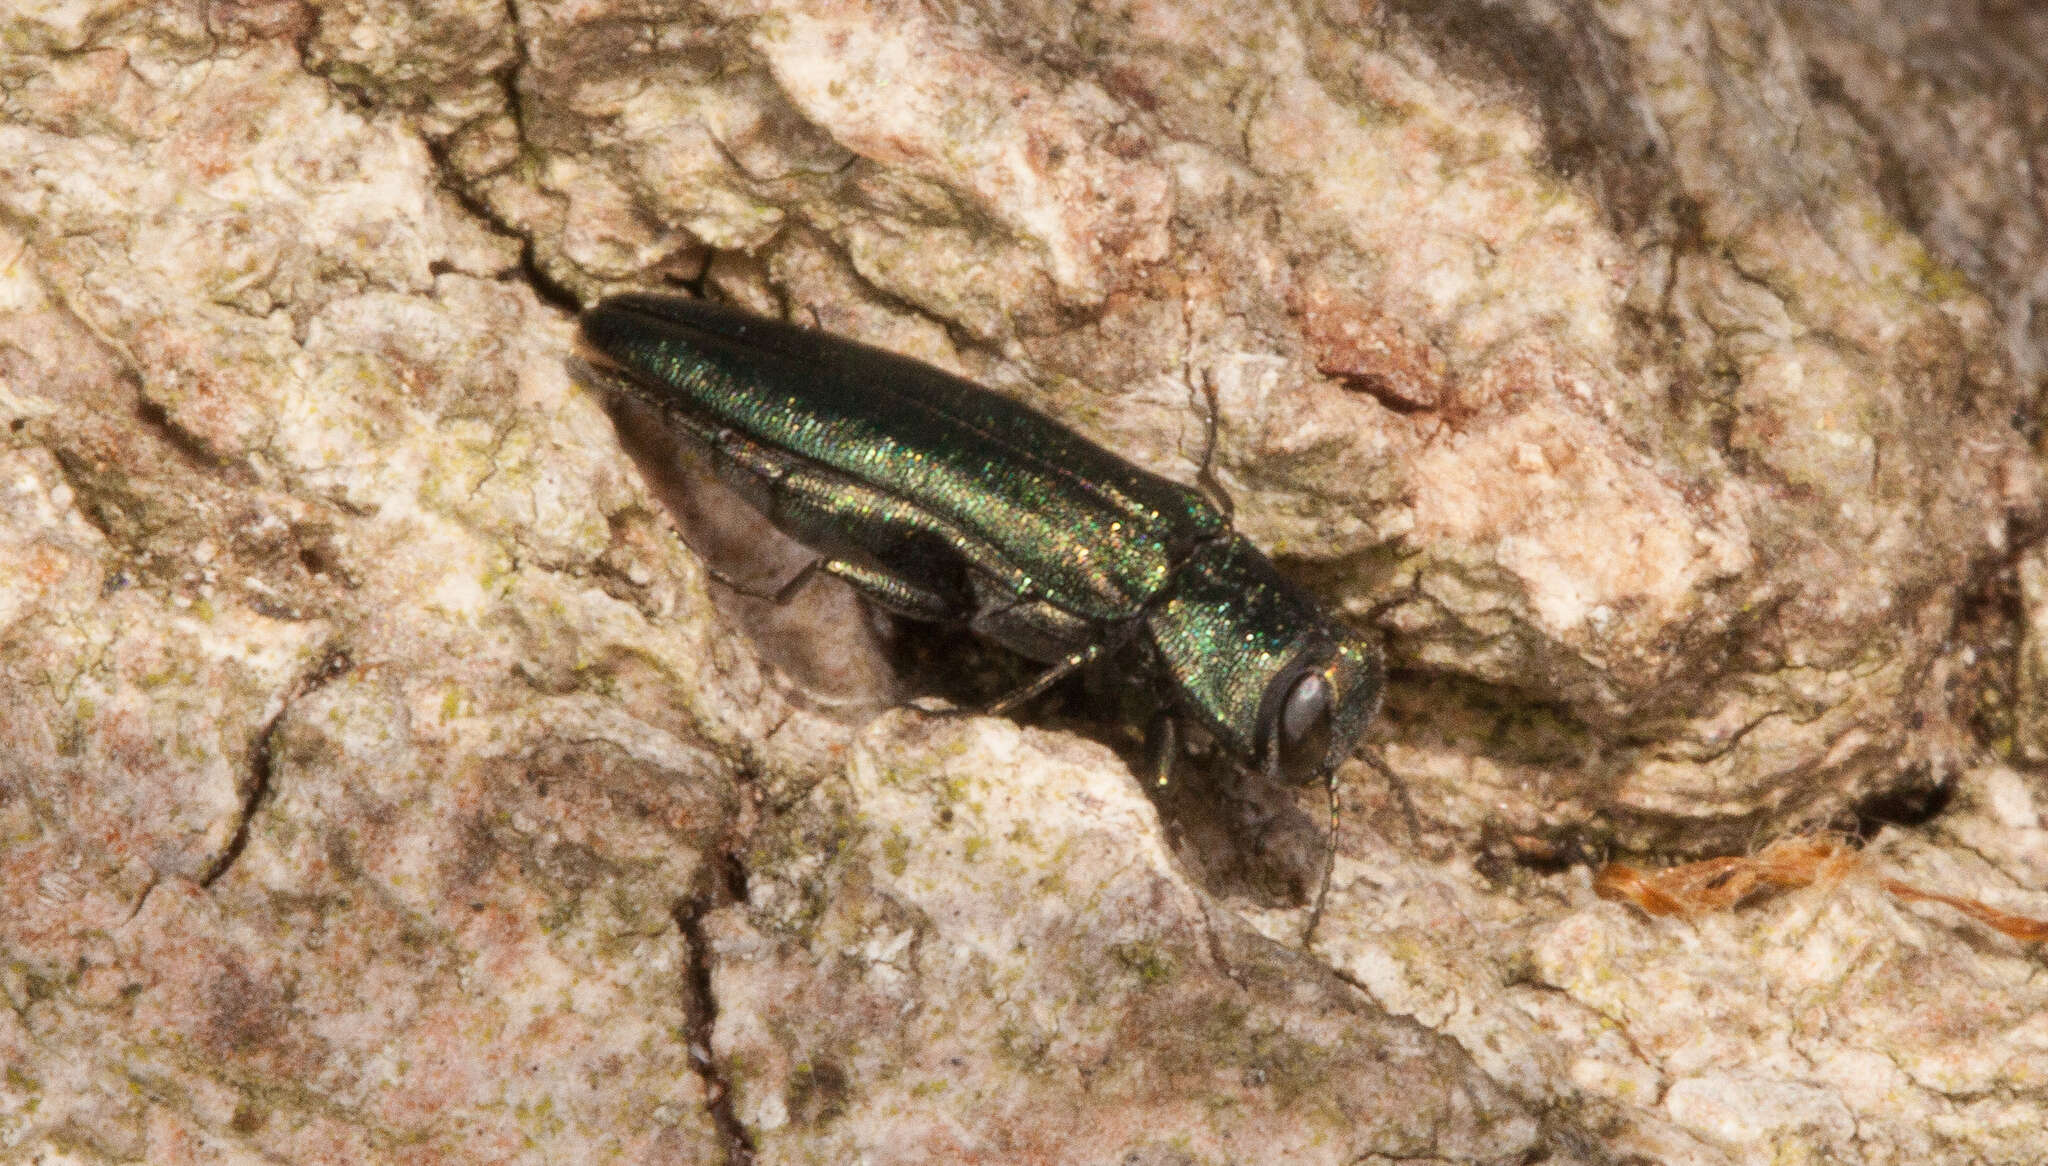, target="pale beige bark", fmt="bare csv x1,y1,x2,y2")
1,0,2044,1162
